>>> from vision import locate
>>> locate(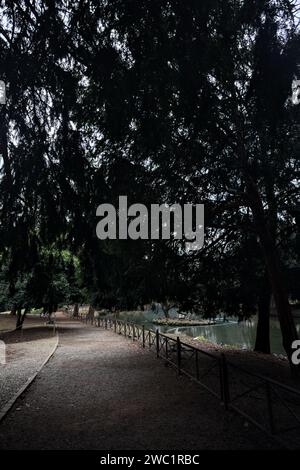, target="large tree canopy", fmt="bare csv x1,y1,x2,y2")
0,0,299,362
